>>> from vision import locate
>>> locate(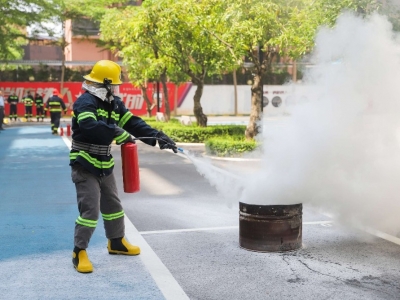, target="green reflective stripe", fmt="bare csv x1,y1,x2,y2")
97,108,120,121
70,151,114,168
49,101,61,105
76,216,97,228
97,109,108,118
50,109,62,111
77,112,97,123
115,131,129,144
119,112,133,128
102,211,124,221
